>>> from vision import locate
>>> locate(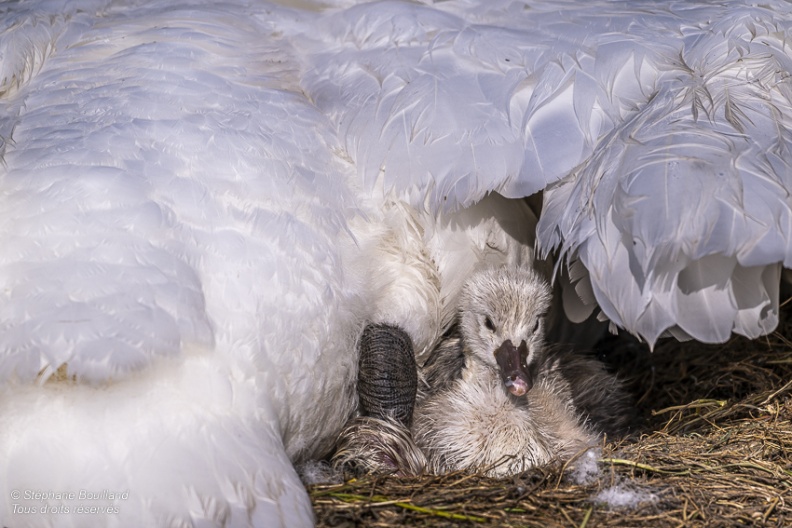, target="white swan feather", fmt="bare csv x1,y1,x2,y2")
296,0,792,344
